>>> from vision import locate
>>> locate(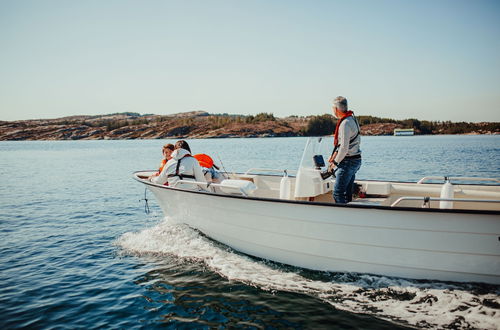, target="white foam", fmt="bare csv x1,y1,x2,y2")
116,218,500,329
